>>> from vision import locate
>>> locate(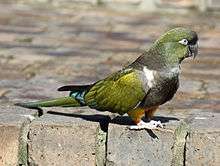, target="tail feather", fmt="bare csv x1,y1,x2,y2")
15,96,81,108
16,84,92,109
58,84,92,92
